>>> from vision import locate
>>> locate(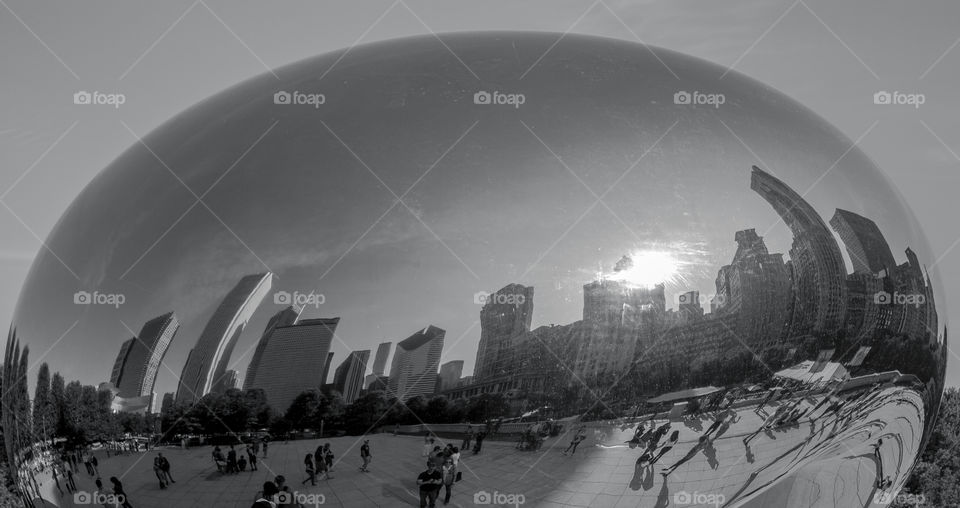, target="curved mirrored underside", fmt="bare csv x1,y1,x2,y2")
2,32,947,508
